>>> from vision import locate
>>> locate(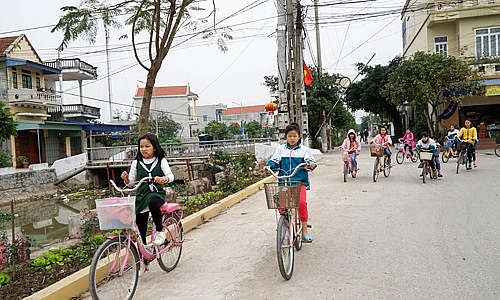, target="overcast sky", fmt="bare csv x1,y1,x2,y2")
0,0,404,122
